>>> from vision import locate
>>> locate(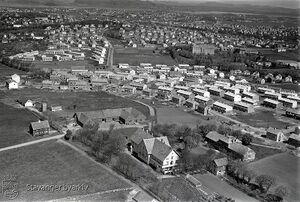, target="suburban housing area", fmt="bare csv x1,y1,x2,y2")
0,2,299,202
